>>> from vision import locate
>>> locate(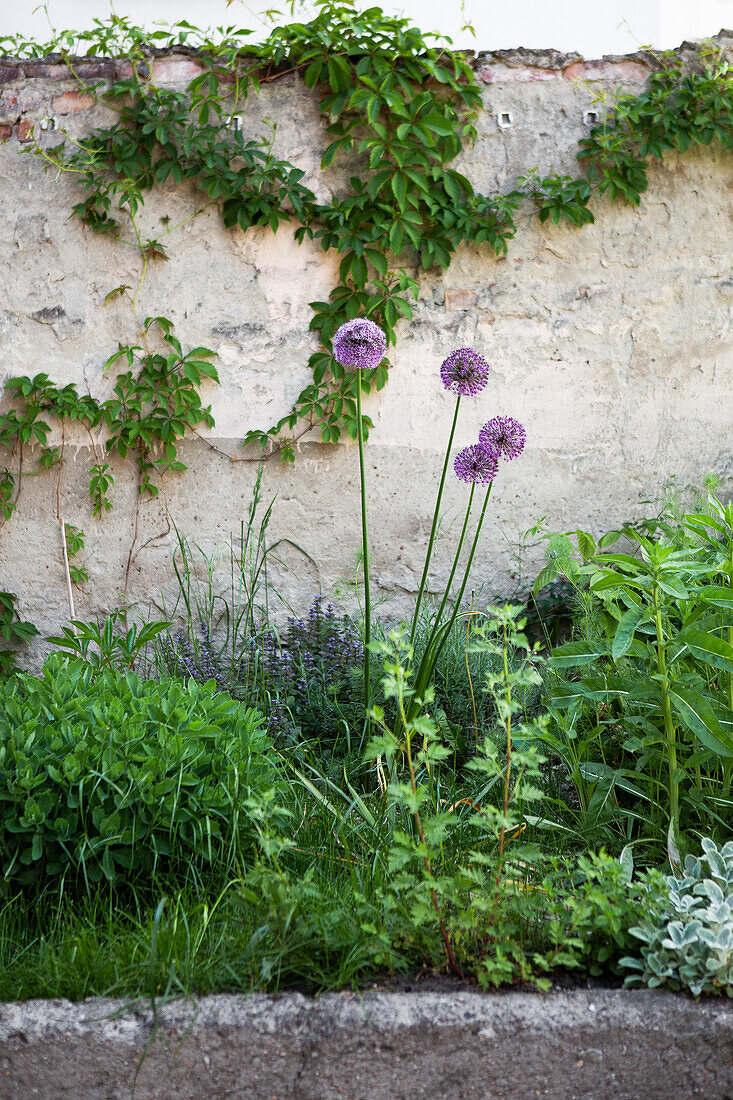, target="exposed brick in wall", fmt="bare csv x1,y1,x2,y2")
52,91,94,115
444,289,479,311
